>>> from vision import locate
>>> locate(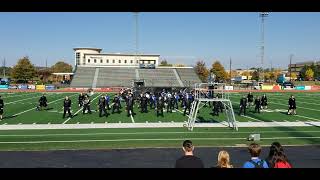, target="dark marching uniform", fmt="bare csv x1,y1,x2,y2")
112,96,121,114
82,97,92,114
156,96,164,117
37,95,48,110
288,97,296,115
261,95,268,108
0,97,4,118
254,98,261,113
63,98,72,118
183,95,192,116
140,95,148,113
247,93,254,106
98,96,108,117
167,95,174,113
126,95,134,117
239,97,248,115
78,94,85,107
212,101,220,116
